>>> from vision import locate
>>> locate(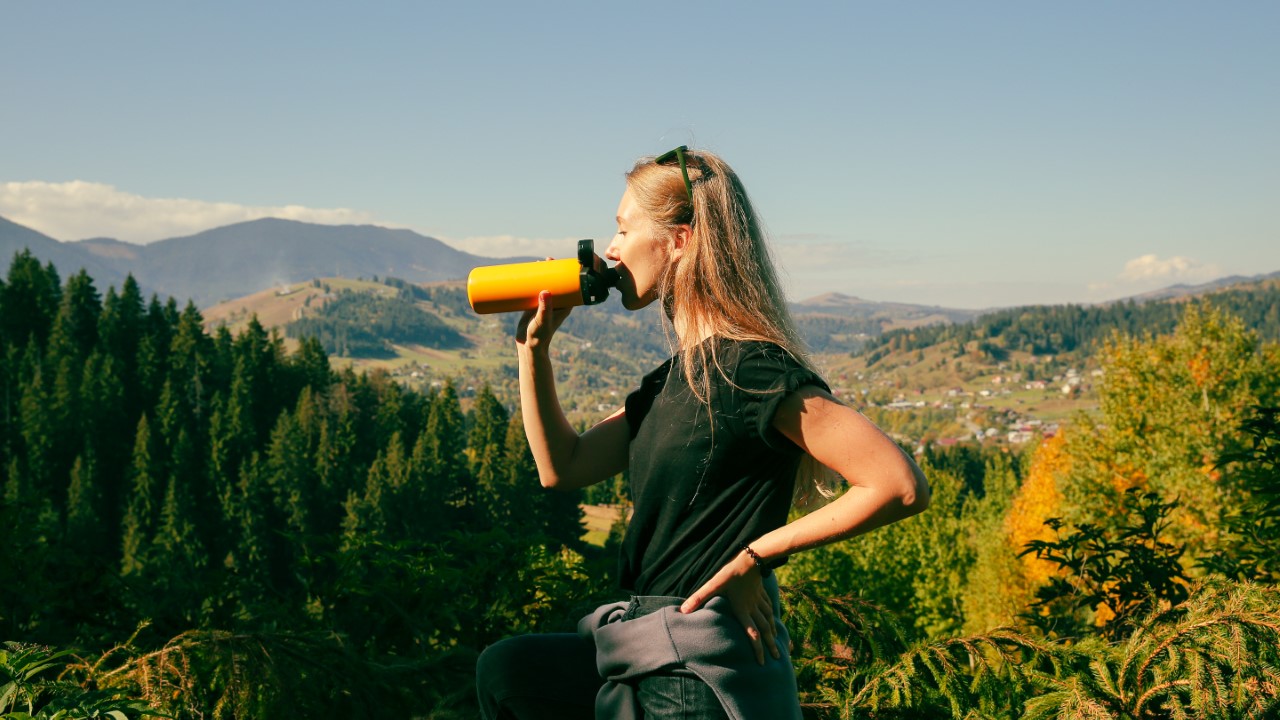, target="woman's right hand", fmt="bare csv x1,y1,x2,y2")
516,290,573,351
